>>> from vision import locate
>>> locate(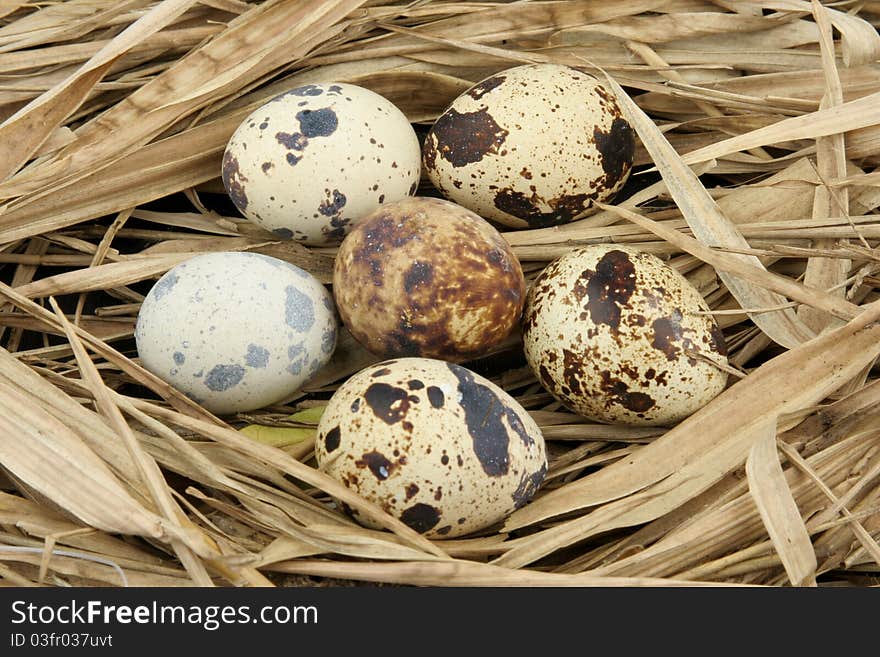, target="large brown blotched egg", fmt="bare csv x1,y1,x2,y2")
523,245,728,426
422,63,635,229
333,196,525,361
315,358,547,538
222,82,421,245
